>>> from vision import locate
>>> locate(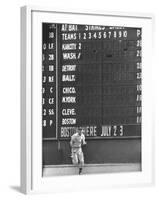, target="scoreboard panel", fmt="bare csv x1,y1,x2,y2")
42,23,142,139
